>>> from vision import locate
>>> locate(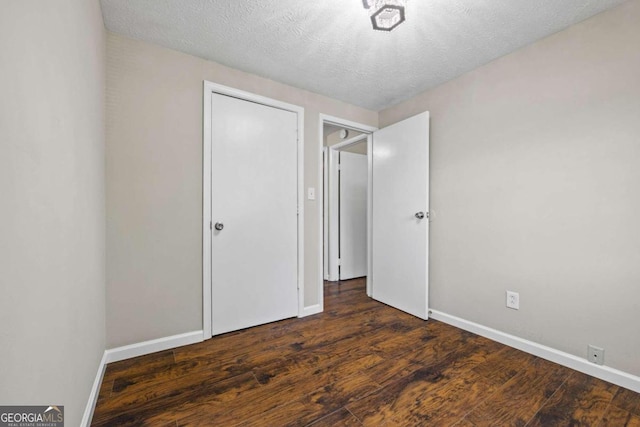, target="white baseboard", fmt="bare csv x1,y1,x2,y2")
81,331,203,425
300,304,323,317
105,330,204,364
429,310,640,393
81,350,108,427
